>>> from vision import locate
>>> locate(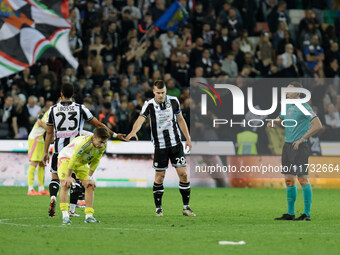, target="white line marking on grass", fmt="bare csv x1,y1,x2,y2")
0,218,224,233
